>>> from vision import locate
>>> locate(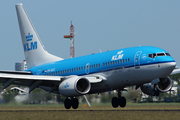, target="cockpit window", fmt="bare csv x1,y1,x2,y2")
148,54,153,58
157,53,165,56
165,53,171,56
153,53,157,57
148,53,157,58
148,52,171,58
